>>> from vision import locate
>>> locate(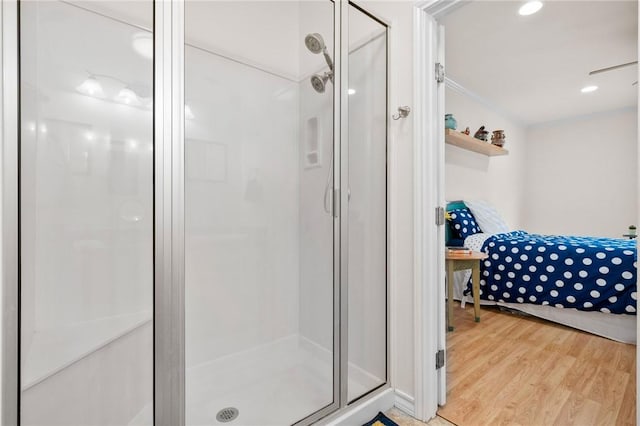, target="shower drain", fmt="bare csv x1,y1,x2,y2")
216,407,239,423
